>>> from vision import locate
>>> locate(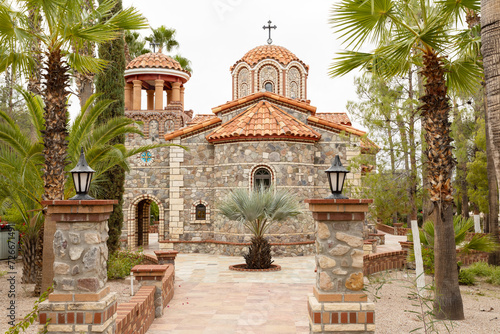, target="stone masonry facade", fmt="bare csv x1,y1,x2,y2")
122,45,376,256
